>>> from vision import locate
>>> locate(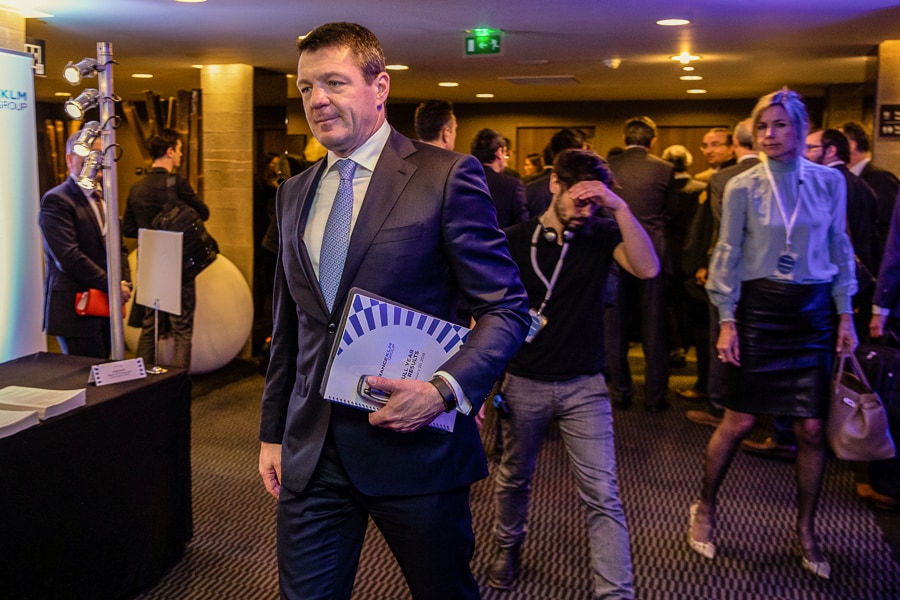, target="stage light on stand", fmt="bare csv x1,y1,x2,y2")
72,121,102,157
65,88,100,119
63,58,99,85
77,150,103,190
